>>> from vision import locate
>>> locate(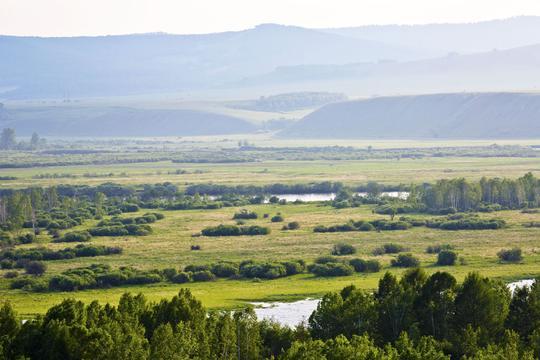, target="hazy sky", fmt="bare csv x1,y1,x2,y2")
3,0,540,36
